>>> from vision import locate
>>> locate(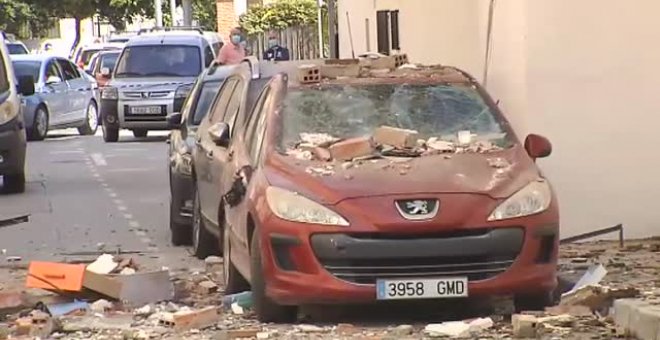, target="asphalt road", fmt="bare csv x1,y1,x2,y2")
0,129,202,272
